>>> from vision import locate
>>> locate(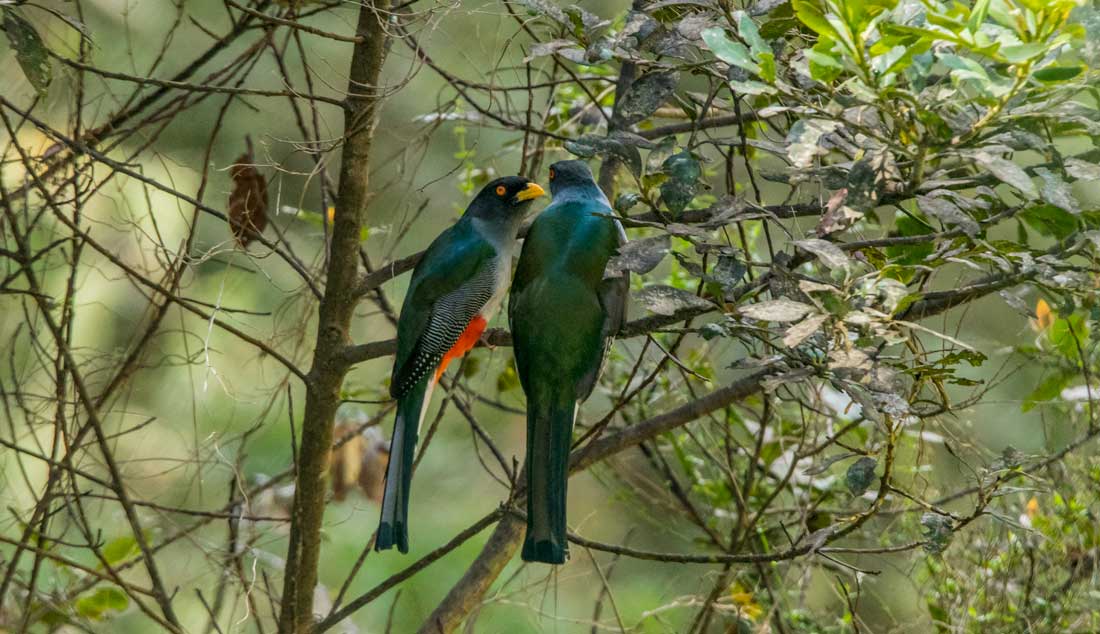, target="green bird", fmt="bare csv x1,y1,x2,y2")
377,176,546,553
509,160,627,564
